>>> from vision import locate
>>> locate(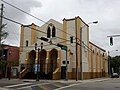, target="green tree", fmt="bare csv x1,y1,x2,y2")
110,56,120,73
